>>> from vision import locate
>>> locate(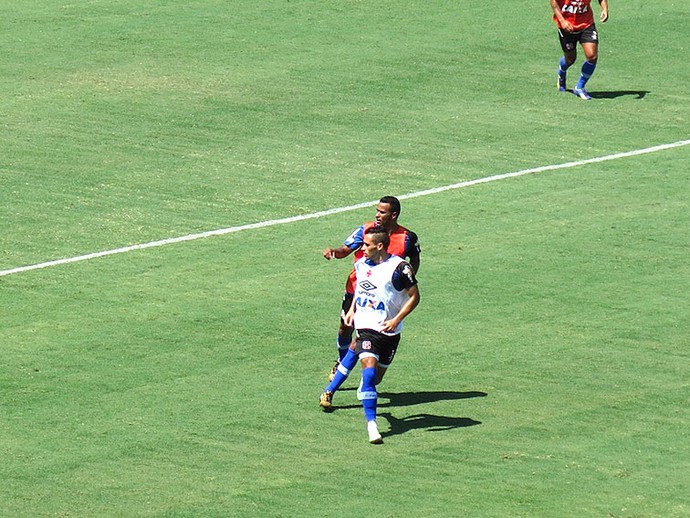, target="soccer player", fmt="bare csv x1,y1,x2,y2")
550,0,609,100
322,196,420,381
320,226,420,444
